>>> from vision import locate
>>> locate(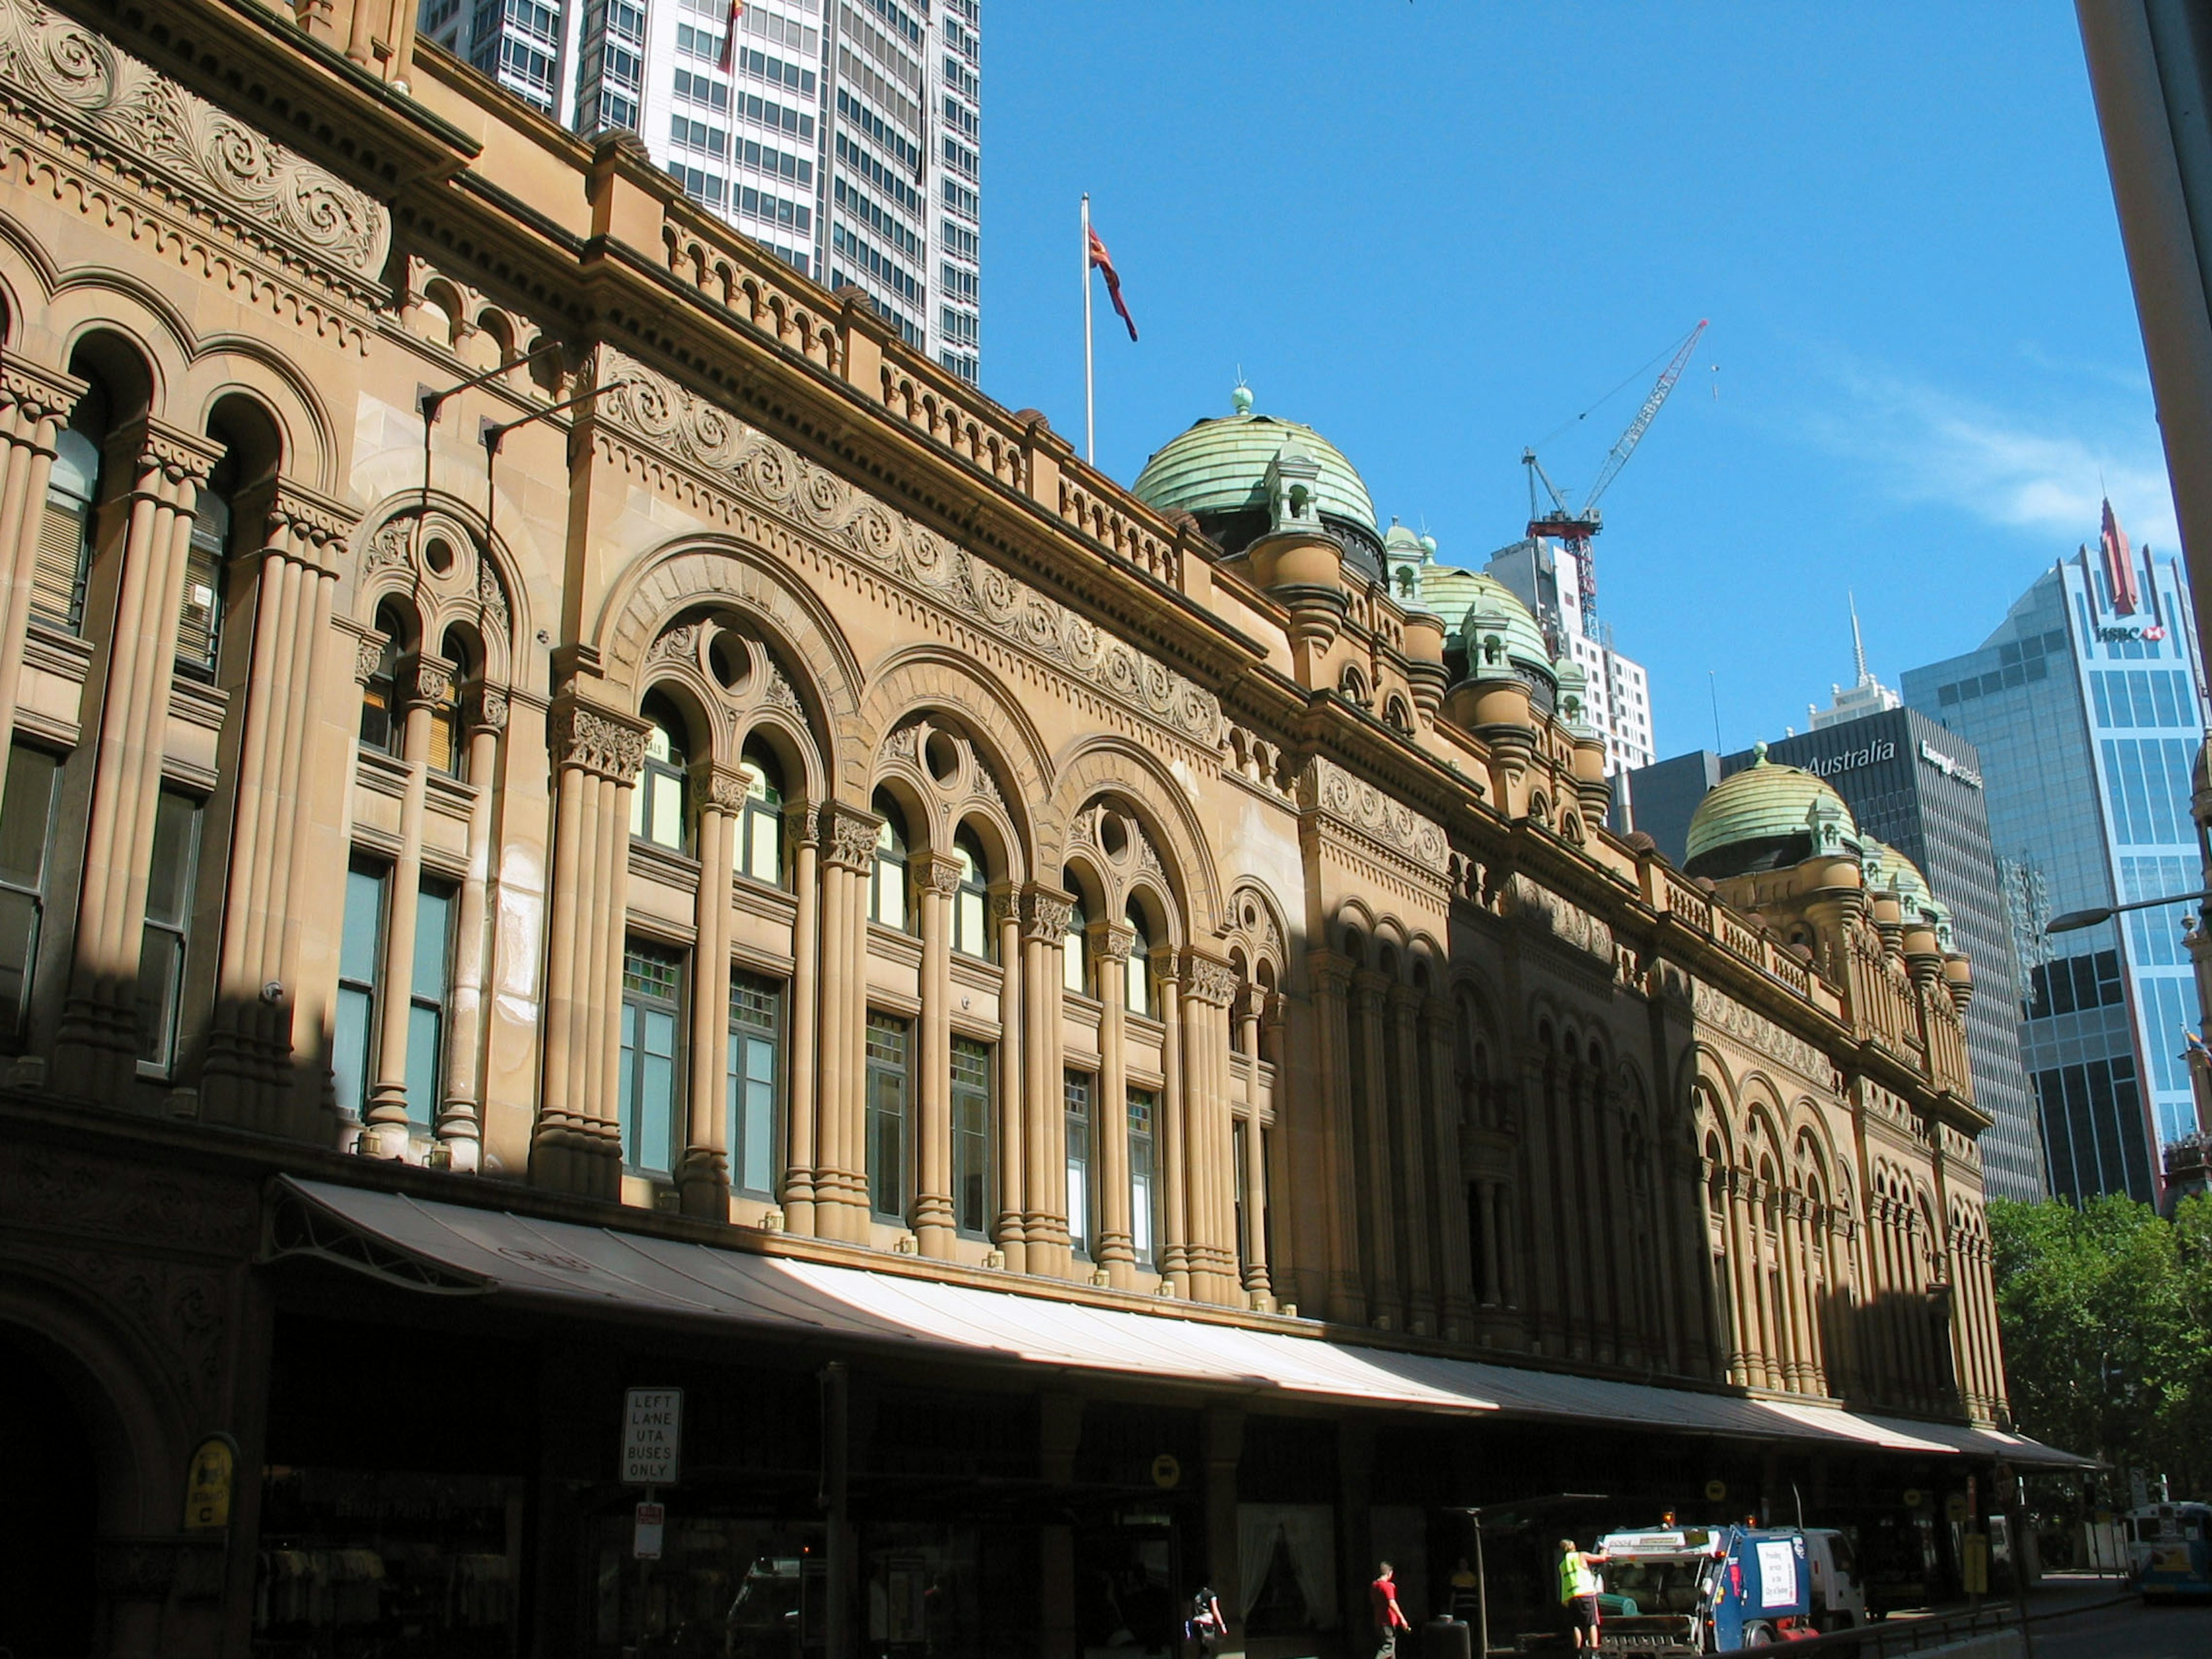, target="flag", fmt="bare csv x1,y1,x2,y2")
1088,226,1138,342
717,0,745,71
2101,496,2140,616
